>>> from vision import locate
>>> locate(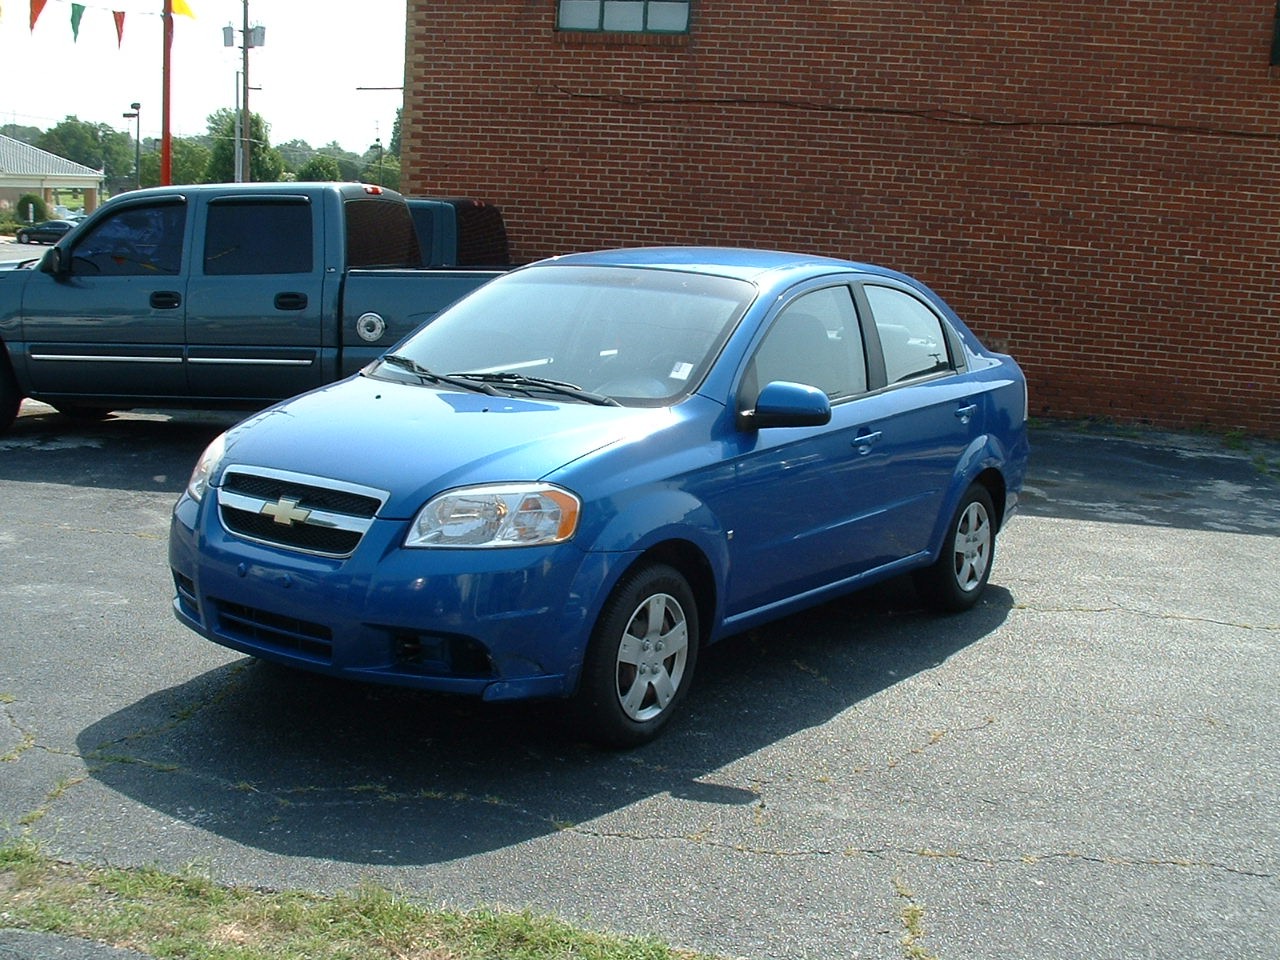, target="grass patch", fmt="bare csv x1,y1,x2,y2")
1,837,708,960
